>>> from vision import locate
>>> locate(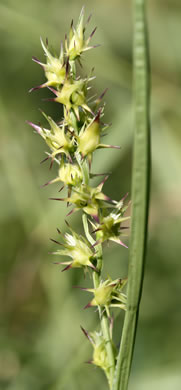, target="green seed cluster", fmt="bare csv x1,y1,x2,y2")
28,7,129,386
